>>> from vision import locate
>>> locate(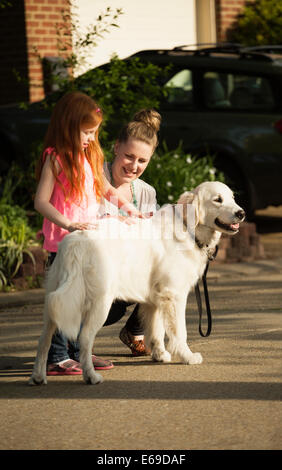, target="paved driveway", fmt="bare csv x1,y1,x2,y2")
0,254,281,451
